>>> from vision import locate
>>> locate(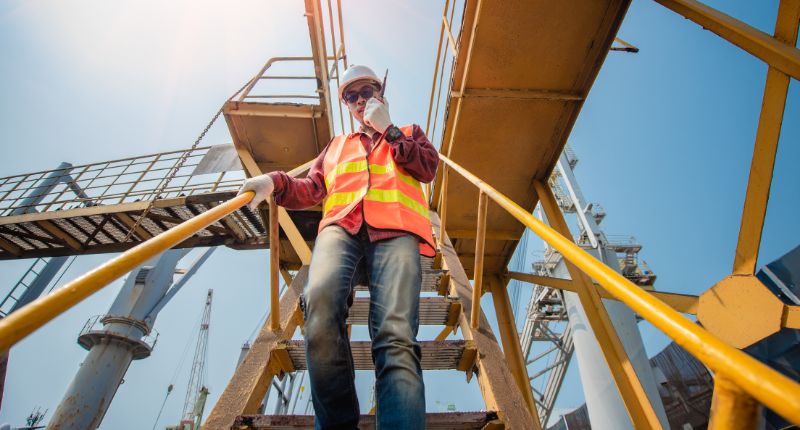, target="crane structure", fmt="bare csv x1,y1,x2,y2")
39,247,216,429
168,289,214,430
517,146,668,427
0,1,799,429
